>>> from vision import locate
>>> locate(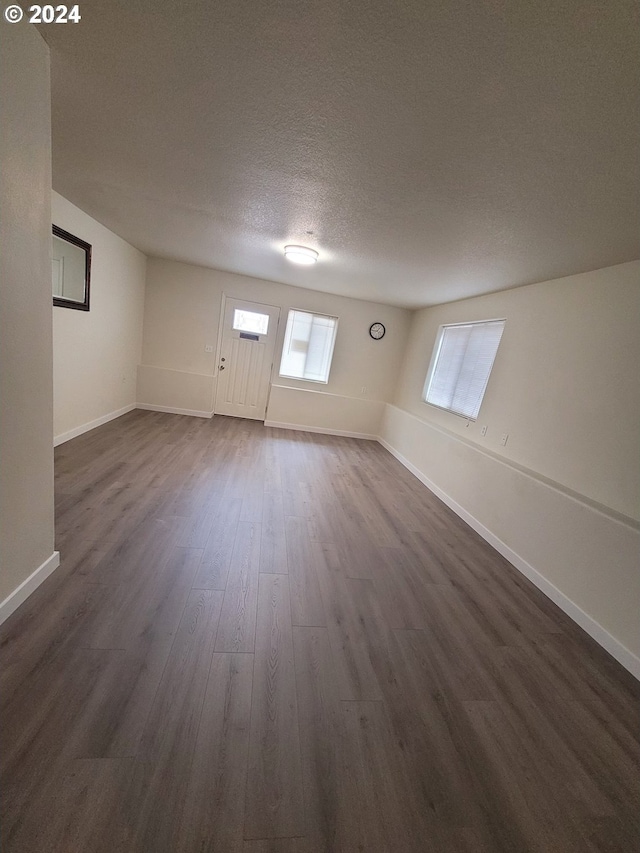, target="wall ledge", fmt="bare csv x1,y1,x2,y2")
136,404,213,419
54,404,136,446
265,420,377,440
385,404,638,531
0,551,60,626
270,384,384,404
137,363,213,380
